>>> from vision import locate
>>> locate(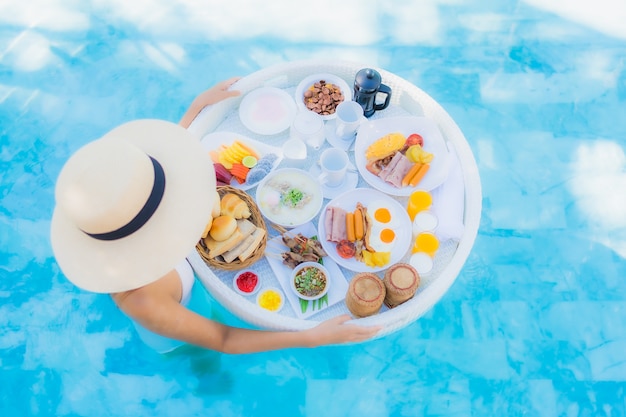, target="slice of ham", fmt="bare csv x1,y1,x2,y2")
325,206,347,242
378,152,403,181
324,206,334,241
384,153,414,188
